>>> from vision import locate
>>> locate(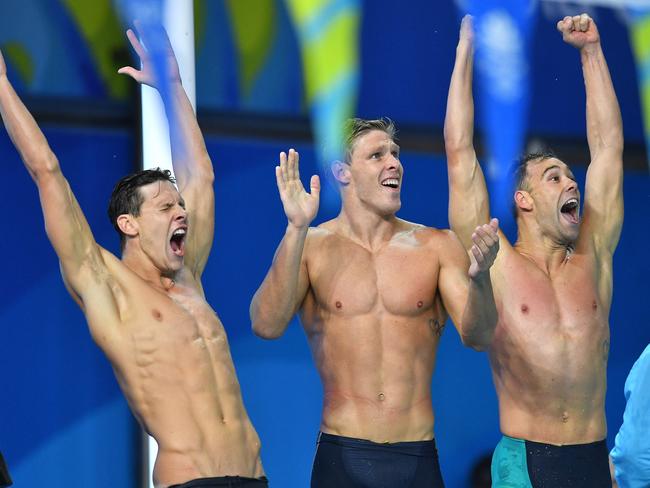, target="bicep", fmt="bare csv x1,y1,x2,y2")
181,176,215,278
580,153,624,255
37,168,102,293
436,233,471,331
293,256,311,315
